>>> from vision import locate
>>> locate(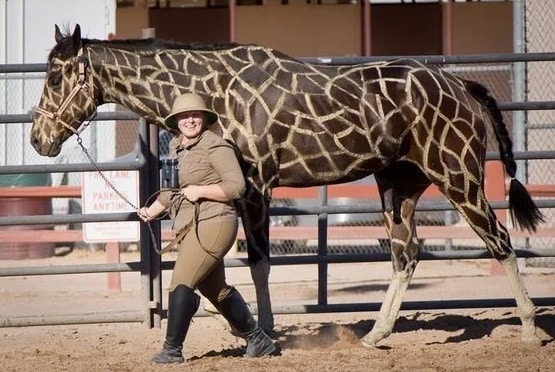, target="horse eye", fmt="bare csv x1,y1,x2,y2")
48,72,62,87
65,63,74,75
